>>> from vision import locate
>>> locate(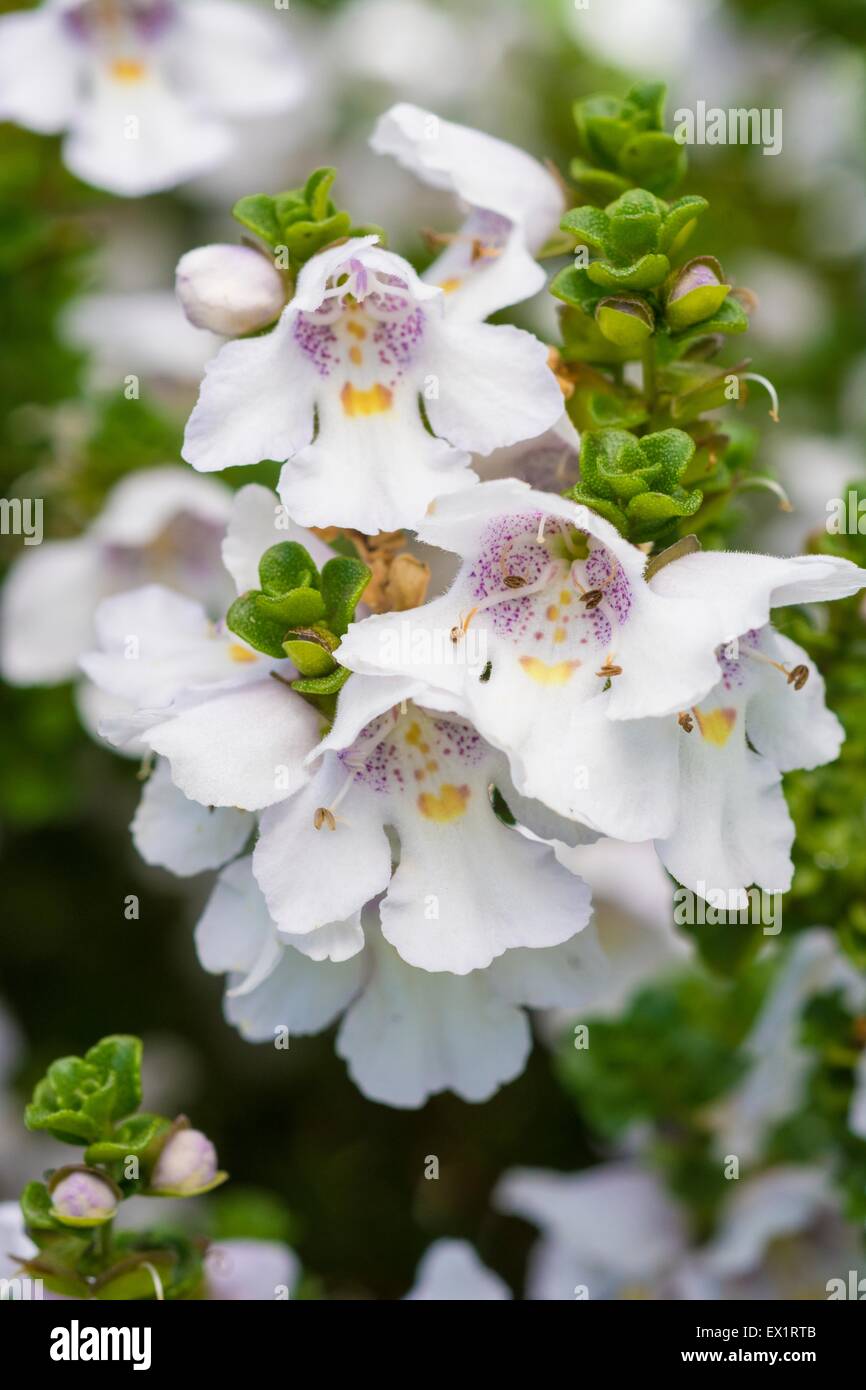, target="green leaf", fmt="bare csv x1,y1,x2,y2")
618,131,687,197
283,626,339,677
626,81,667,130
256,588,327,627
21,1180,58,1231
585,391,649,430
303,167,338,222
569,160,631,206
550,264,605,313
258,541,320,596
92,1250,177,1302
226,593,288,660
25,1035,143,1144
595,295,654,350
604,188,664,261
85,1035,141,1122
659,195,709,253
232,194,282,248
320,555,371,637
627,487,703,525
587,252,670,290
560,206,609,251
85,1113,172,1166
564,486,628,533
282,212,352,263
291,665,352,697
